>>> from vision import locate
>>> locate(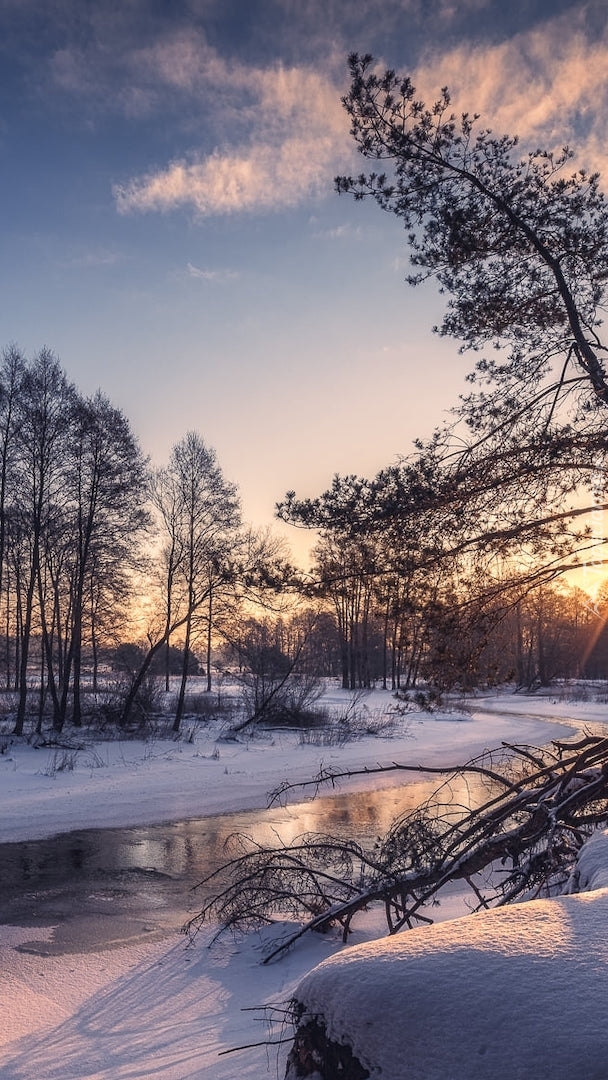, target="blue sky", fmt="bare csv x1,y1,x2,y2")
2,0,607,555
